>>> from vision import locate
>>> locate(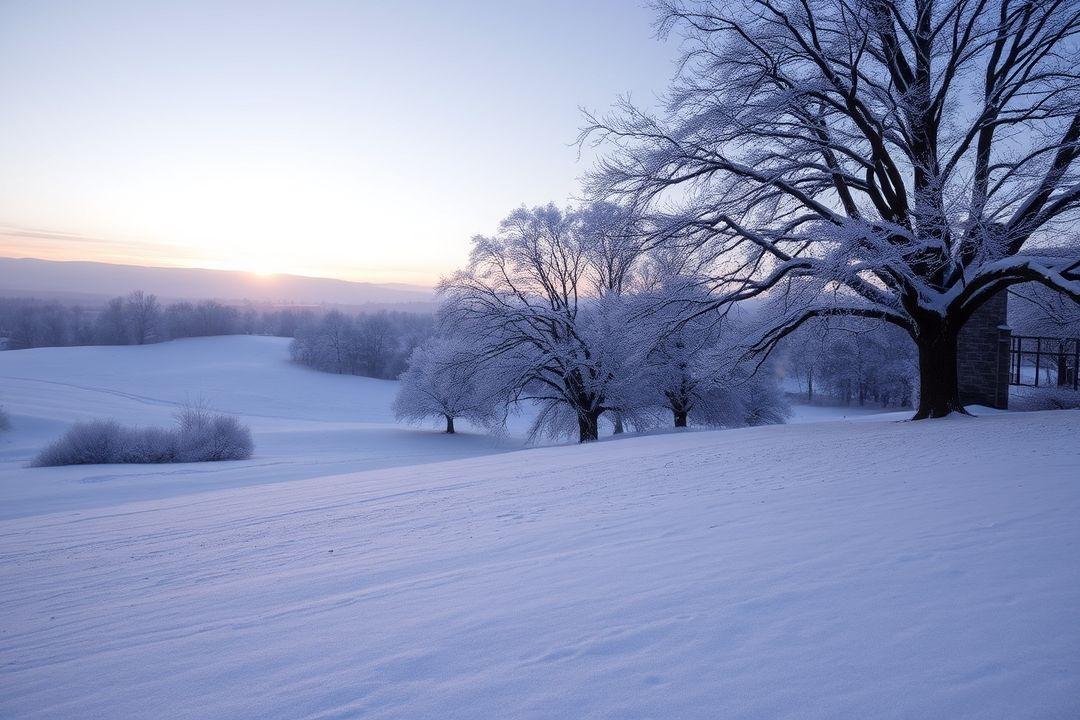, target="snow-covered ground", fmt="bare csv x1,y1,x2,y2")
0,336,527,518
1,338,1077,718
786,402,912,423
